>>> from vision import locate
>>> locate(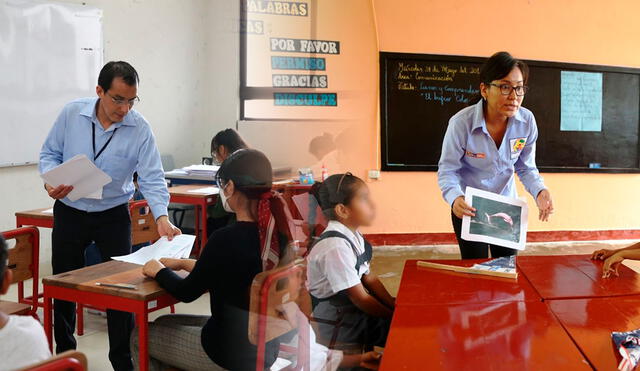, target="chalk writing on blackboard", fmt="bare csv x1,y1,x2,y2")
395,63,479,83
560,71,603,132
394,62,480,105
